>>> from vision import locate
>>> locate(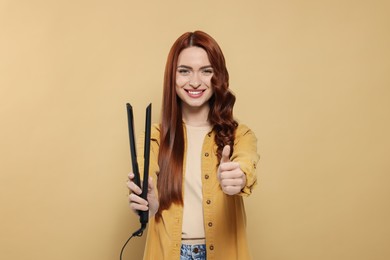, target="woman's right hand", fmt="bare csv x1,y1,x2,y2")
127,172,159,218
